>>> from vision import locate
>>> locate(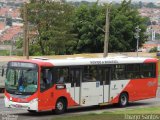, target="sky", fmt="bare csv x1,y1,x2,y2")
67,0,158,3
